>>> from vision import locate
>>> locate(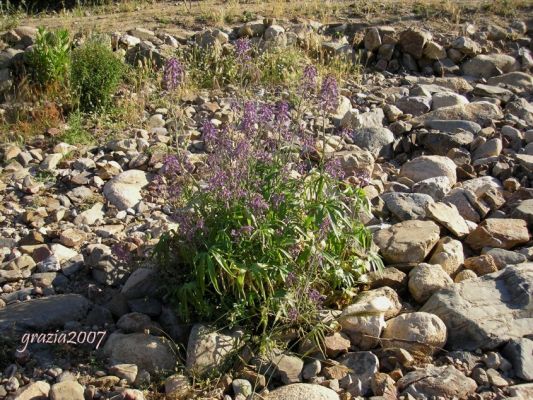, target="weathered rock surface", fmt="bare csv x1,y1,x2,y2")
0,294,90,334
103,169,149,210
265,384,339,400
382,312,447,356
422,264,533,350
397,365,477,398
373,220,441,264
465,219,529,250
103,332,177,373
